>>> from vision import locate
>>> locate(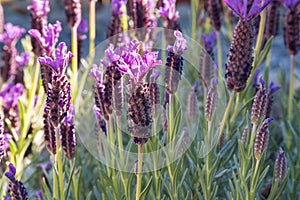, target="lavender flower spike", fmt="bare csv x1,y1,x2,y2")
27,0,50,19
5,163,28,200
64,0,82,28
165,30,187,94
0,23,25,45
61,105,76,159
159,0,180,21
274,147,287,180
202,32,216,56
254,118,273,160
